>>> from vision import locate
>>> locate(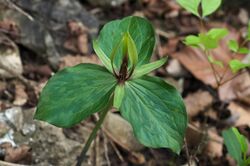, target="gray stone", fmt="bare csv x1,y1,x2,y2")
87,0,127,7
0,0,99,68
